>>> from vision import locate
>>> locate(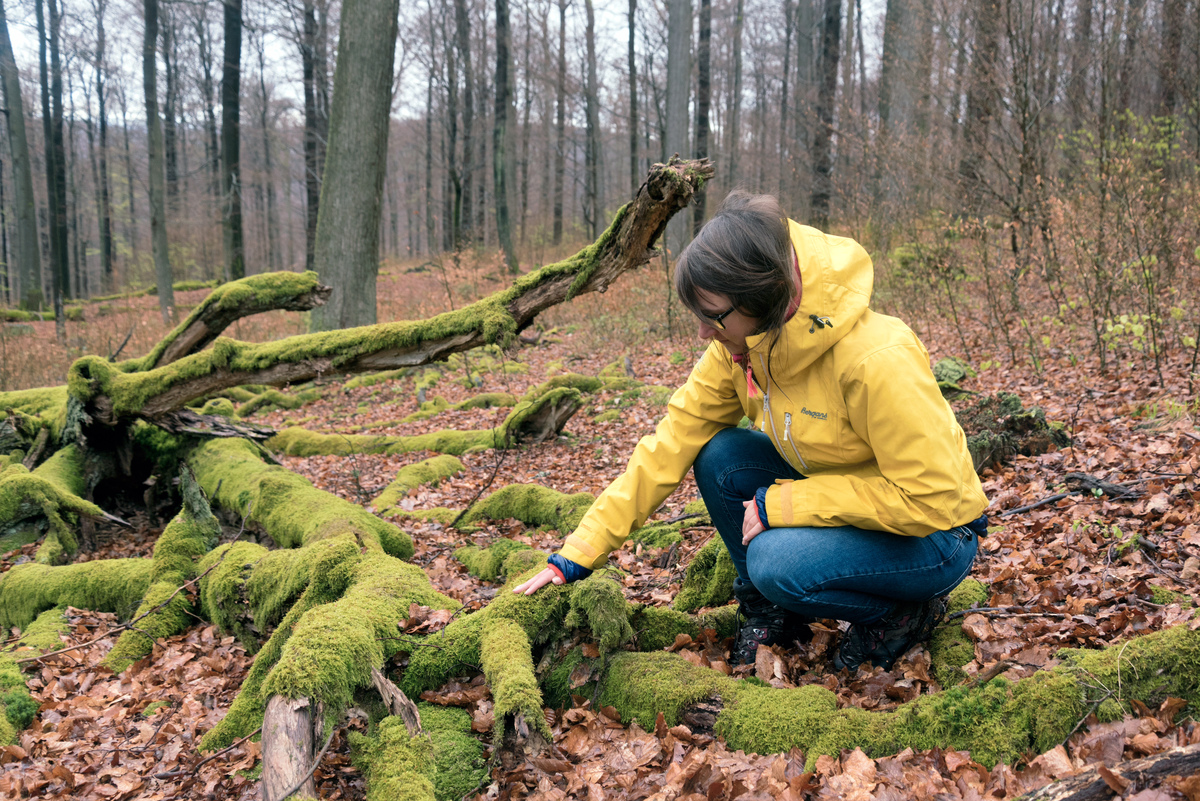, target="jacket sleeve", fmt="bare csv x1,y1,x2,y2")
557,345,745,569
763,341,987,536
